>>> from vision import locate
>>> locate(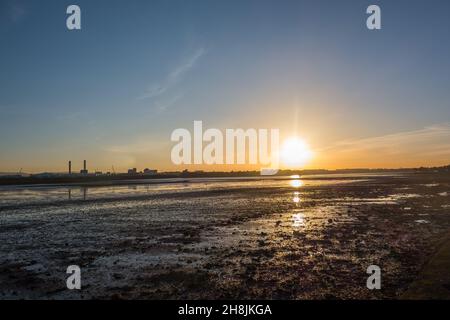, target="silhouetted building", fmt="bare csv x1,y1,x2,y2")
143,168,157,175
128,168,137,175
